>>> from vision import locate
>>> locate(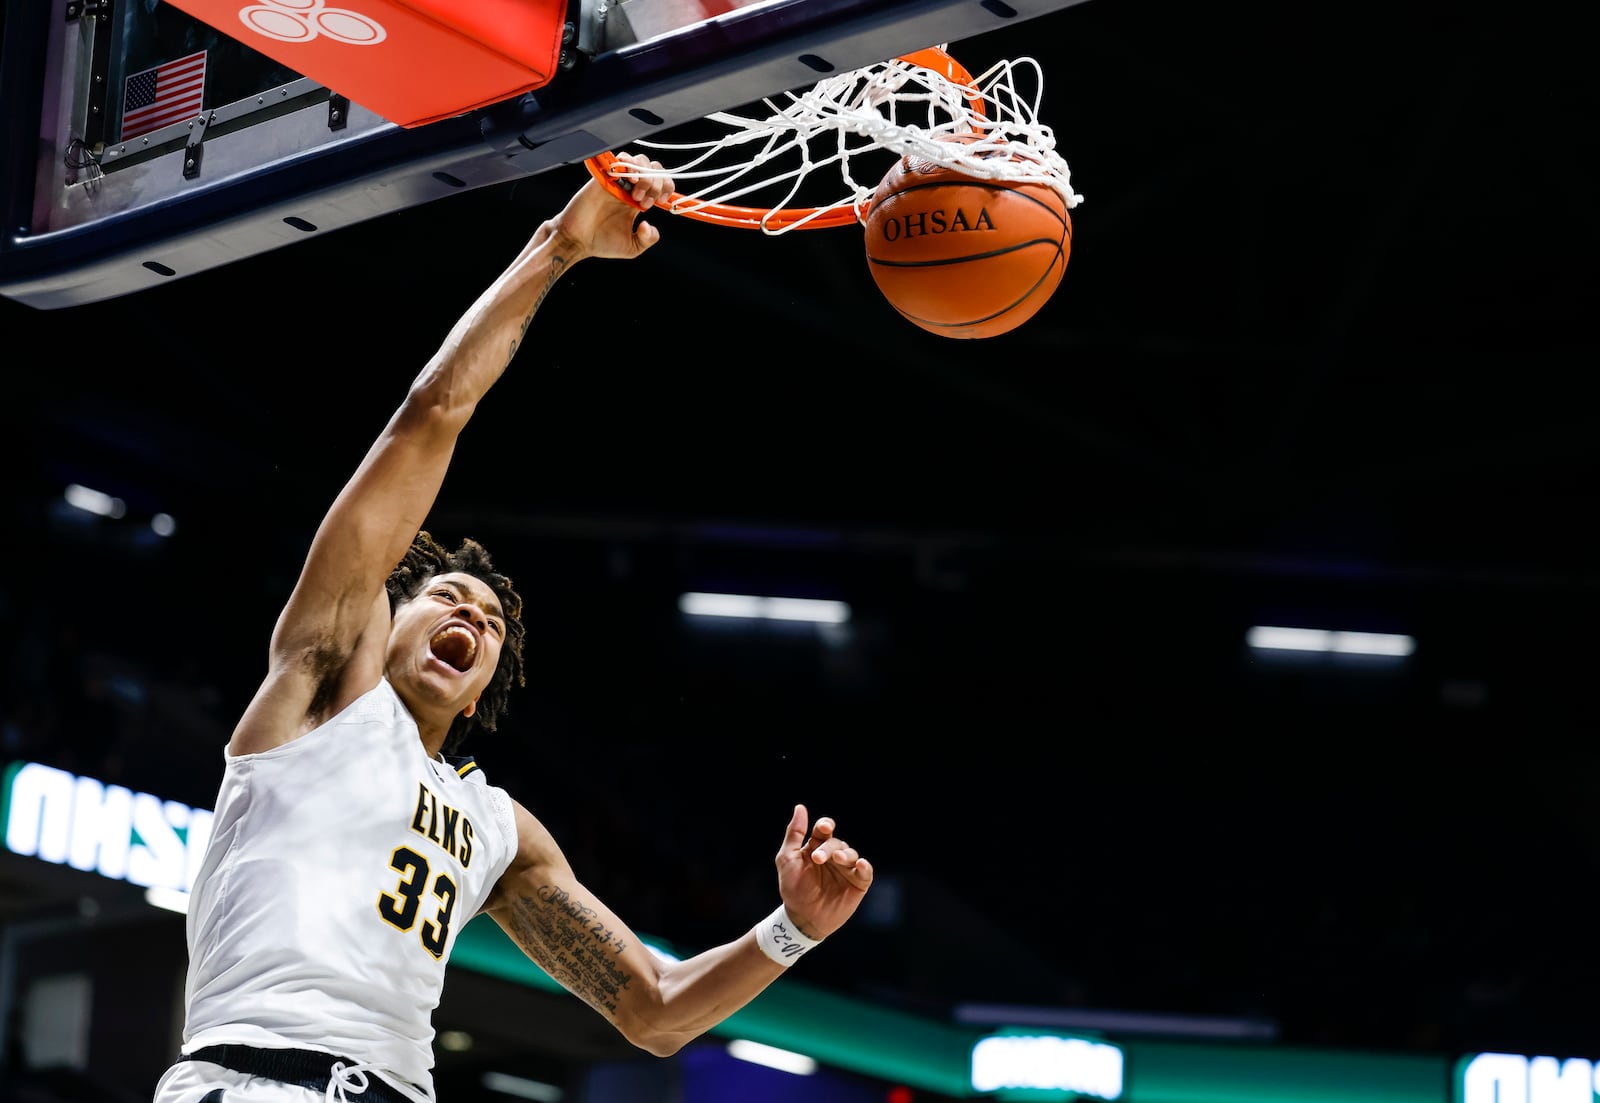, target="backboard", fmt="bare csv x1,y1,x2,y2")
0,0,1091,310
